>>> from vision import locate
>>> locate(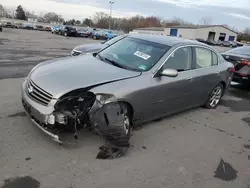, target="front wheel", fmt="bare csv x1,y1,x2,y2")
64,32,67,37
120,103,133,137
203,83,224,109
